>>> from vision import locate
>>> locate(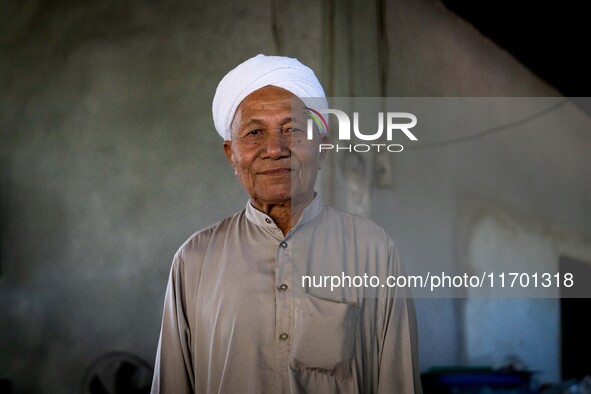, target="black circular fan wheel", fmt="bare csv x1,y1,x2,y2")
80,351,153,394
